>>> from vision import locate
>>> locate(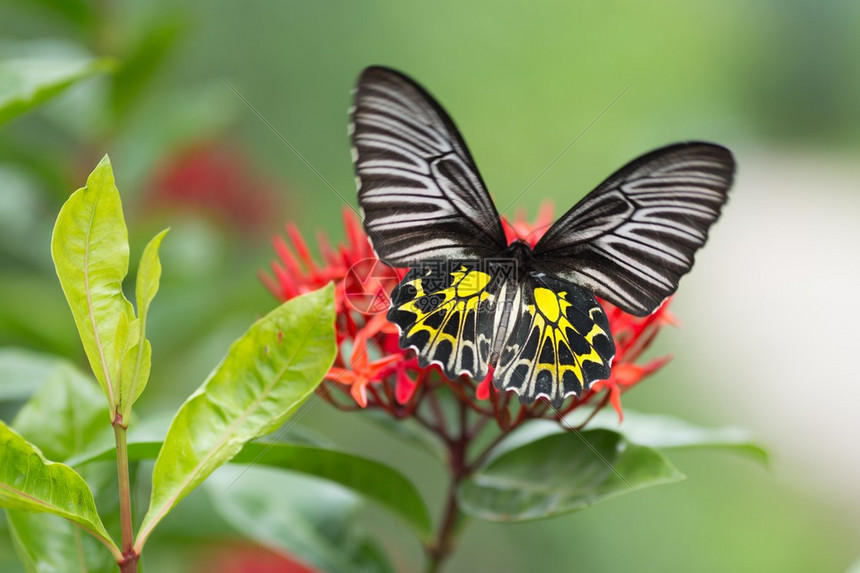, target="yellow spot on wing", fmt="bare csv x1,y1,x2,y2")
456,270,492,298
534,287,561,322
584,323,606,345
400,268,493,358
